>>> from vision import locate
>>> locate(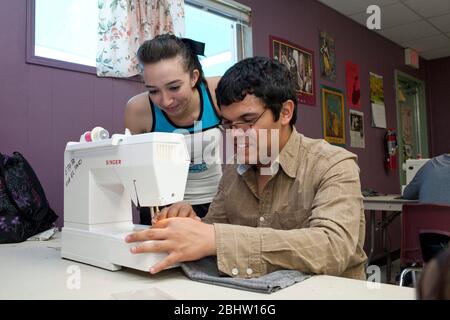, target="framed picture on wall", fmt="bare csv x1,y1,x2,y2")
321,85,345,145
319,31,337,81
269,35,316,106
